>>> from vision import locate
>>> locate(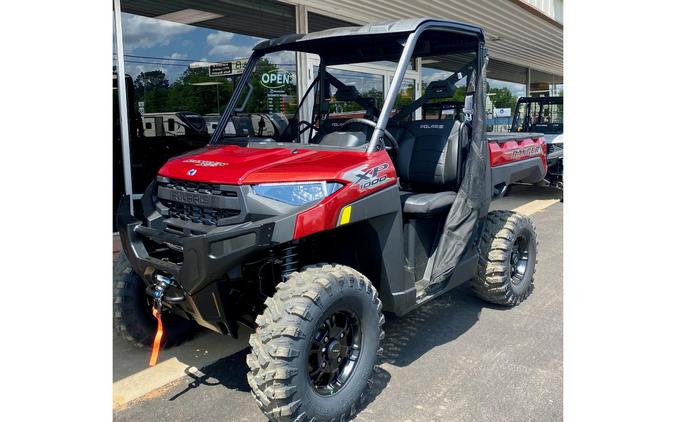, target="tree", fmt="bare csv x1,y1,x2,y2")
133,70,169,113
488,87,517,111
393,81,415,110
451,85,467,103
165,67,234,115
